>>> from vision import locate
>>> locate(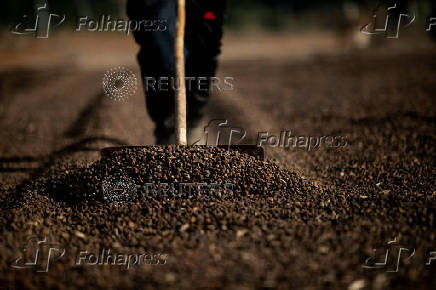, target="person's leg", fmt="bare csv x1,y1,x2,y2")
127,0,226,144
185,0,226,129
127,0,177,144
